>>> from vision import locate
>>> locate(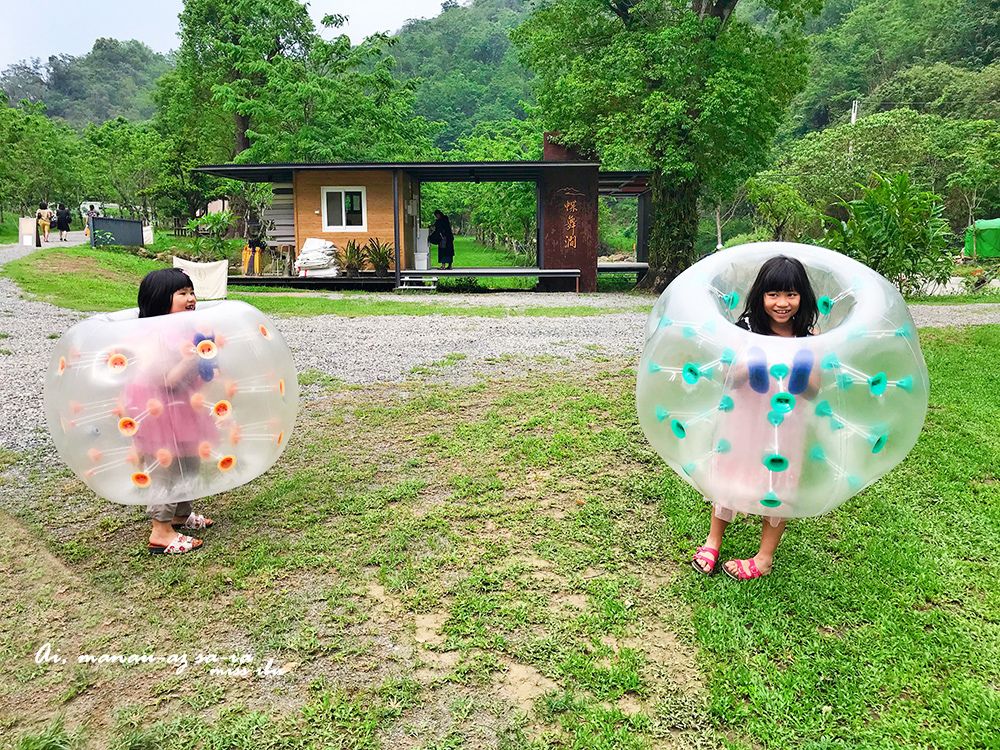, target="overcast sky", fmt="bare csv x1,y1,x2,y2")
0,0,449,70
